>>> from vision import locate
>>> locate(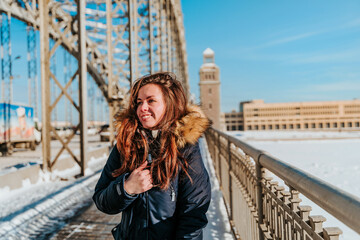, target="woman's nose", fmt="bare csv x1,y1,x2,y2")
140,101,149,111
